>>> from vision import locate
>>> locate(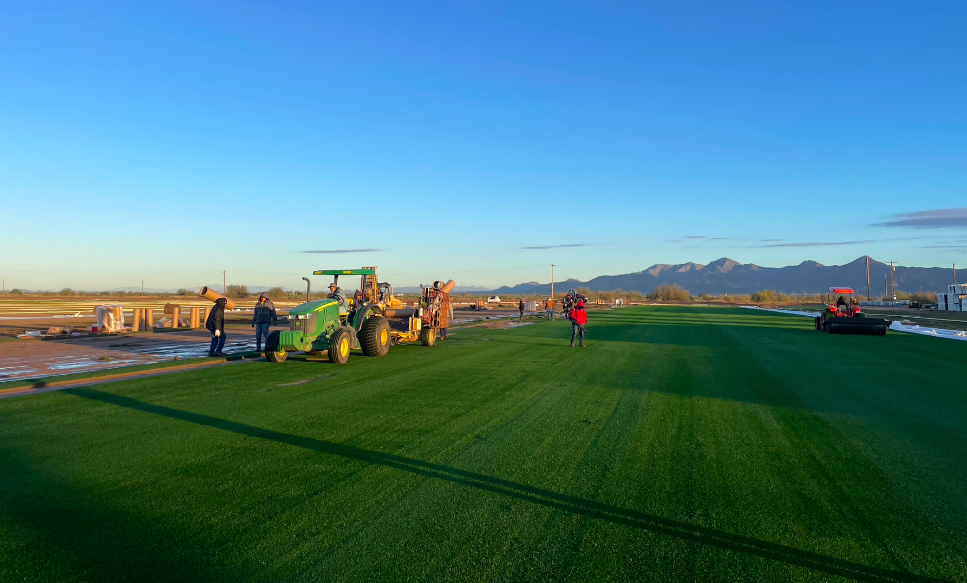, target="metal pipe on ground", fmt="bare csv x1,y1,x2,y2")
189,307,200,329
199,286,236,310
